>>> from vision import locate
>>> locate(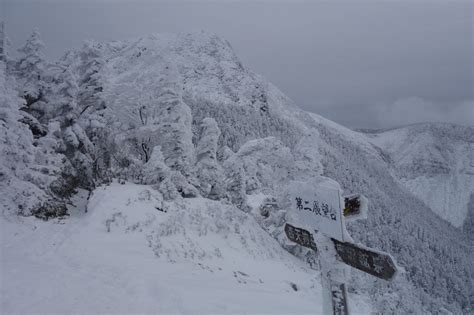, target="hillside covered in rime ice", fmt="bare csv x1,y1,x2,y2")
1,30,472,314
